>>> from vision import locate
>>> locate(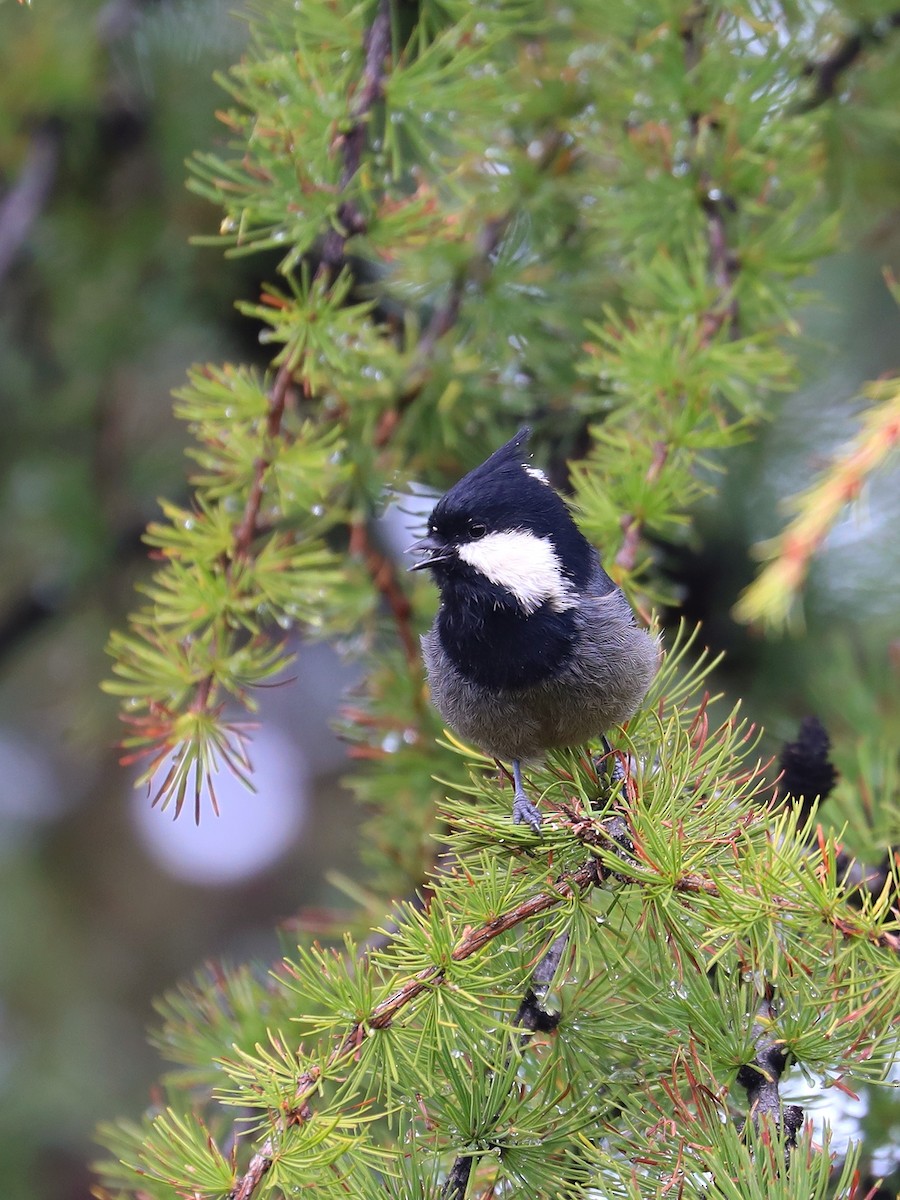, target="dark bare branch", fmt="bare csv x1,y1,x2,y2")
736,990,804,1159
796,14,900,113
0,122,61,287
